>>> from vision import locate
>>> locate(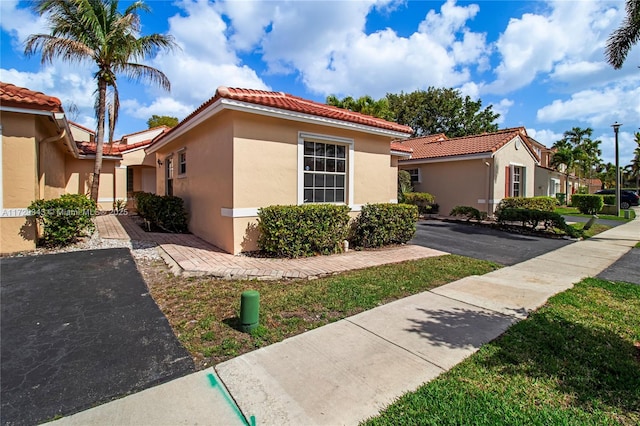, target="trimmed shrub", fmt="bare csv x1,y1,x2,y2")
496,196,556,212
602,194,616,205
350,203,418,248
258,204,351,258
403,192,436,215
134,191,188,233
450,206,485,221
29,194,97,247
397,170,413,203
496,208,565,230
571,194,604,215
